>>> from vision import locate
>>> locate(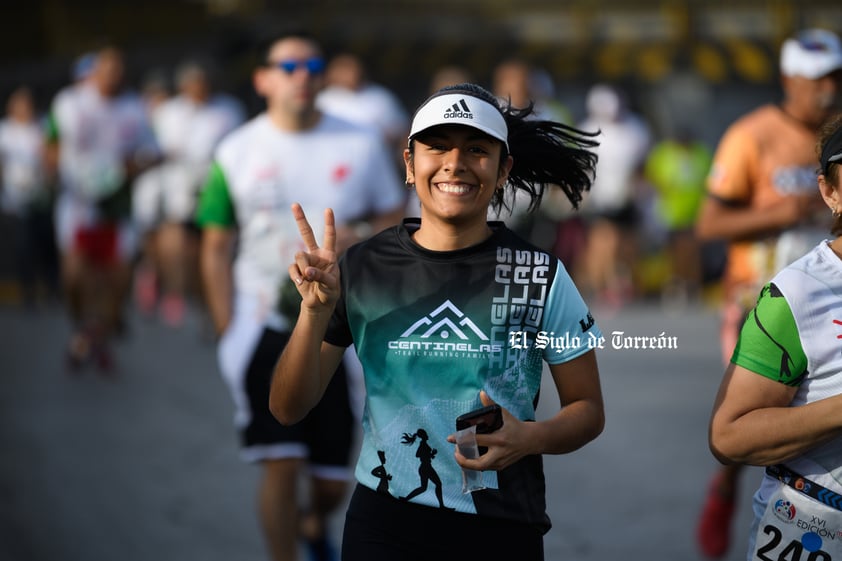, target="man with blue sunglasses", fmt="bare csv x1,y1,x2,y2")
197,29,406,561
273,57,327,75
